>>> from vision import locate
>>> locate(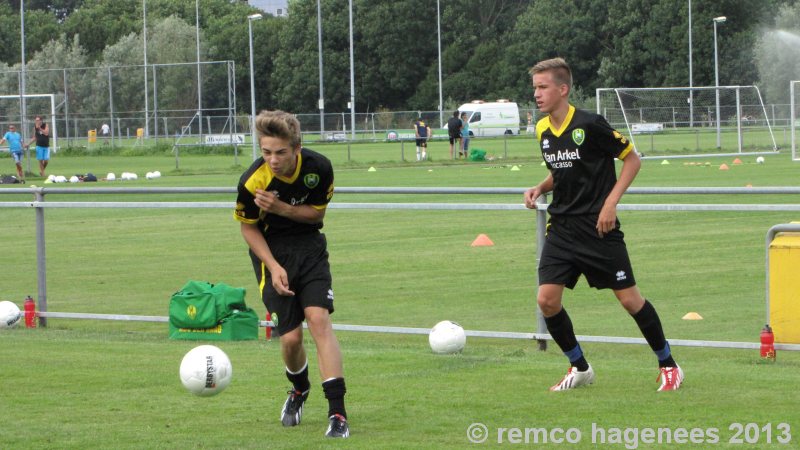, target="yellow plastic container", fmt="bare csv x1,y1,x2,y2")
137,128,144,138
769,232,800,343
88,129,96,143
